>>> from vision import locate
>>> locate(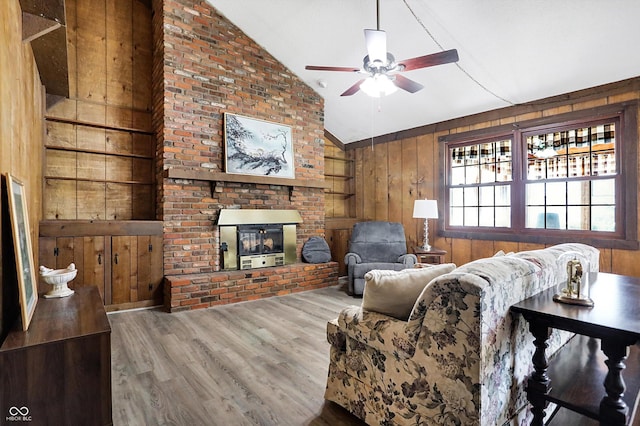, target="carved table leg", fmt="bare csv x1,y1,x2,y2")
527,321,552,426
599,339,629,425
